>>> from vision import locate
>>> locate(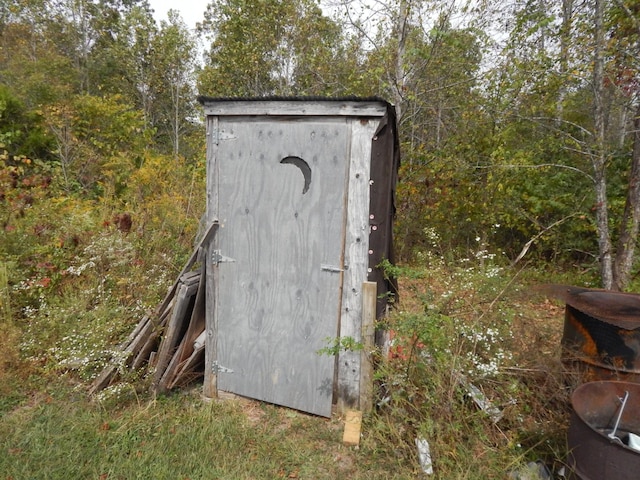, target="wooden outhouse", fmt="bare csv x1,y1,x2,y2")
198,97,399,417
